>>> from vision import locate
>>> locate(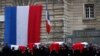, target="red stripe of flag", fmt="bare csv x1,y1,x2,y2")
28,5,42,49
